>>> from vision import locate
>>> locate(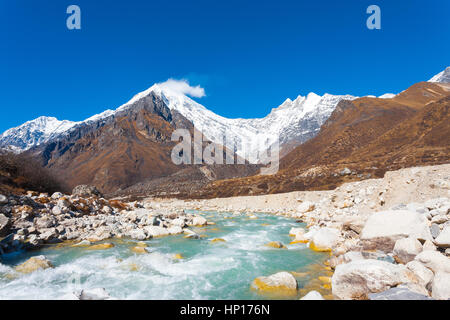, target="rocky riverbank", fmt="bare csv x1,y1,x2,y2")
146,163,450,300
0,185,210,257
1,164,449,300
